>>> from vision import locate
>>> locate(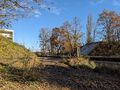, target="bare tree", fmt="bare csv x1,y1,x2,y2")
39,28,51,55
71,17,83,57
61,21,73,56
62,18,83,57
86,14,93,44
93,22,97,42
0,0,52,28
